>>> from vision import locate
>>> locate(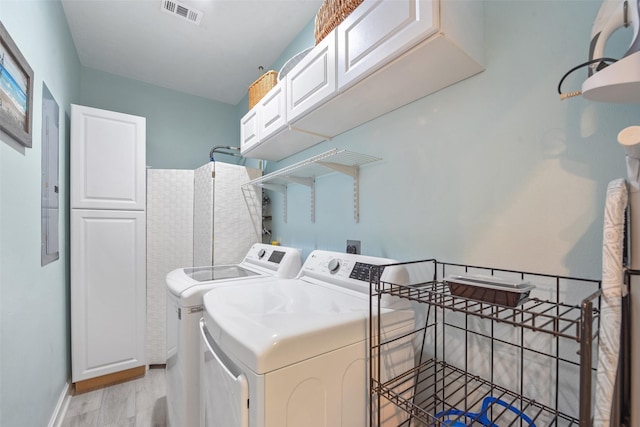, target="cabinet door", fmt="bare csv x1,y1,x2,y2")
71,209,146,382
71,105,146,210
286,30,337,124
240,108,260,154
258,79,287,141
338,0,438,90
